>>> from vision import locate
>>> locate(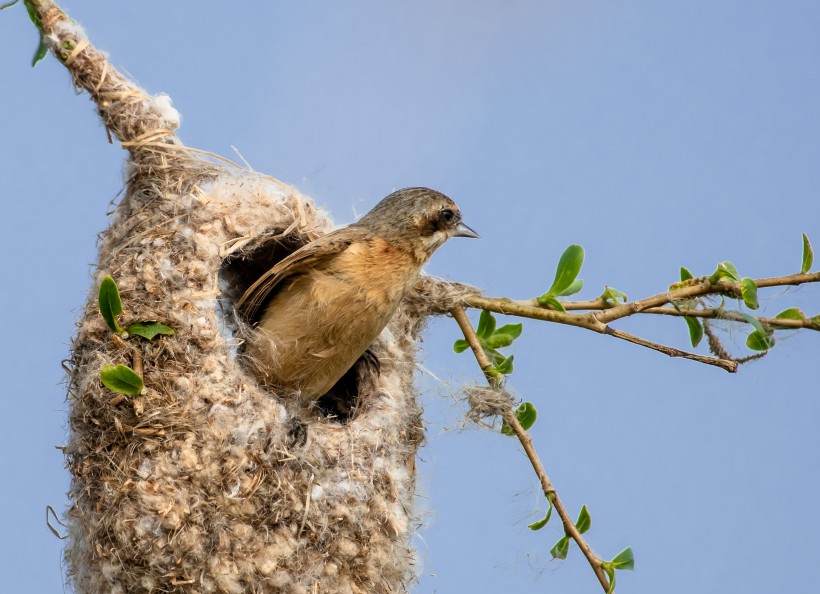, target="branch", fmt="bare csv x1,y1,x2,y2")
463,294,737,372
603,327,737,372
451,306,612,593
511,272,820,320
594,272,820,324
461,271,820,372
642,306,820,330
